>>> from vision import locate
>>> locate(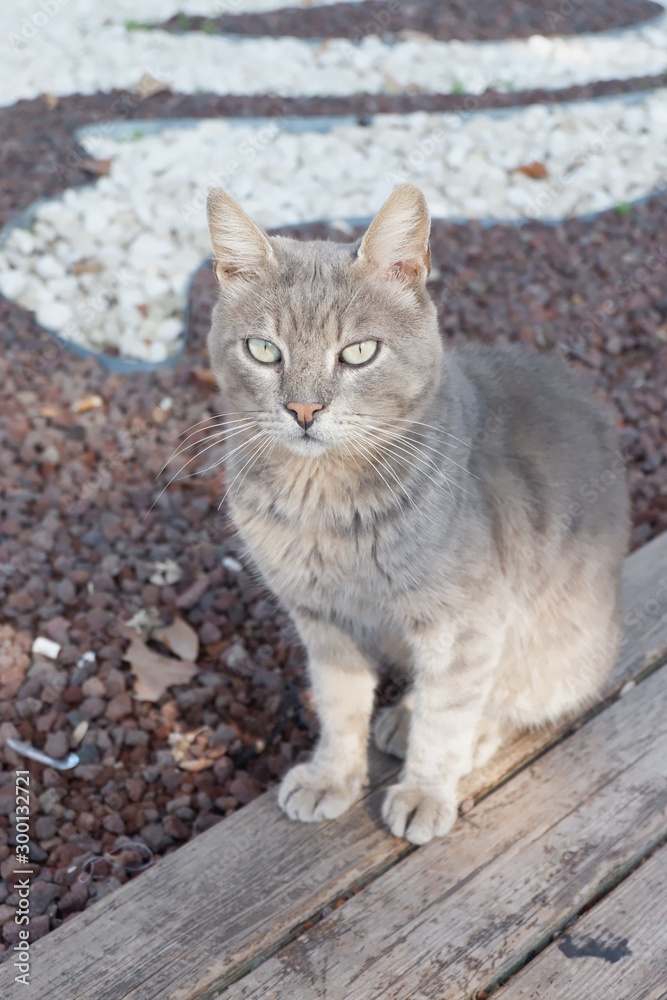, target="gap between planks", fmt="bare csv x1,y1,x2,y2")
0,531,665,1000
